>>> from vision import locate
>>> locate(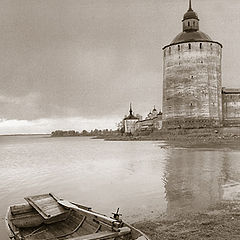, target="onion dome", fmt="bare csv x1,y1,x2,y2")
183,0,199,20
168,0,216,45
